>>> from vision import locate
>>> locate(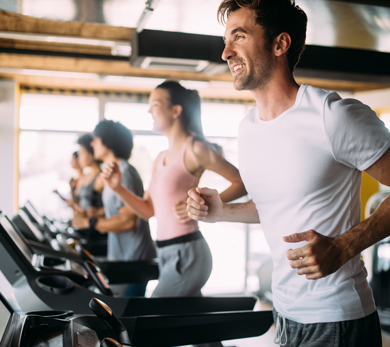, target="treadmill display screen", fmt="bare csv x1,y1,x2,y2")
18,209,45,242
0,214,33,262
0,297,11,343
25,201,45,227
